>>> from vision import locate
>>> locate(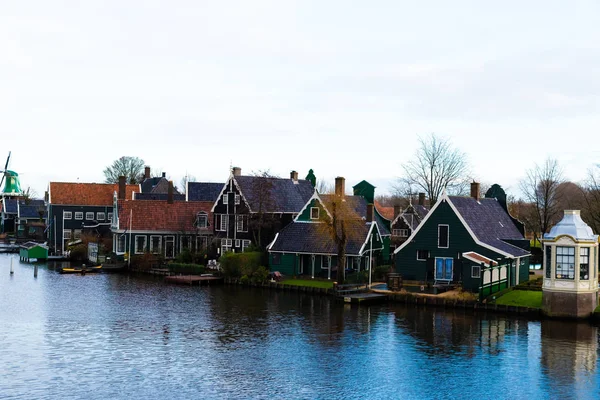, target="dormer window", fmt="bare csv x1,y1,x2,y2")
196,212,208,228
310,207,319,220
